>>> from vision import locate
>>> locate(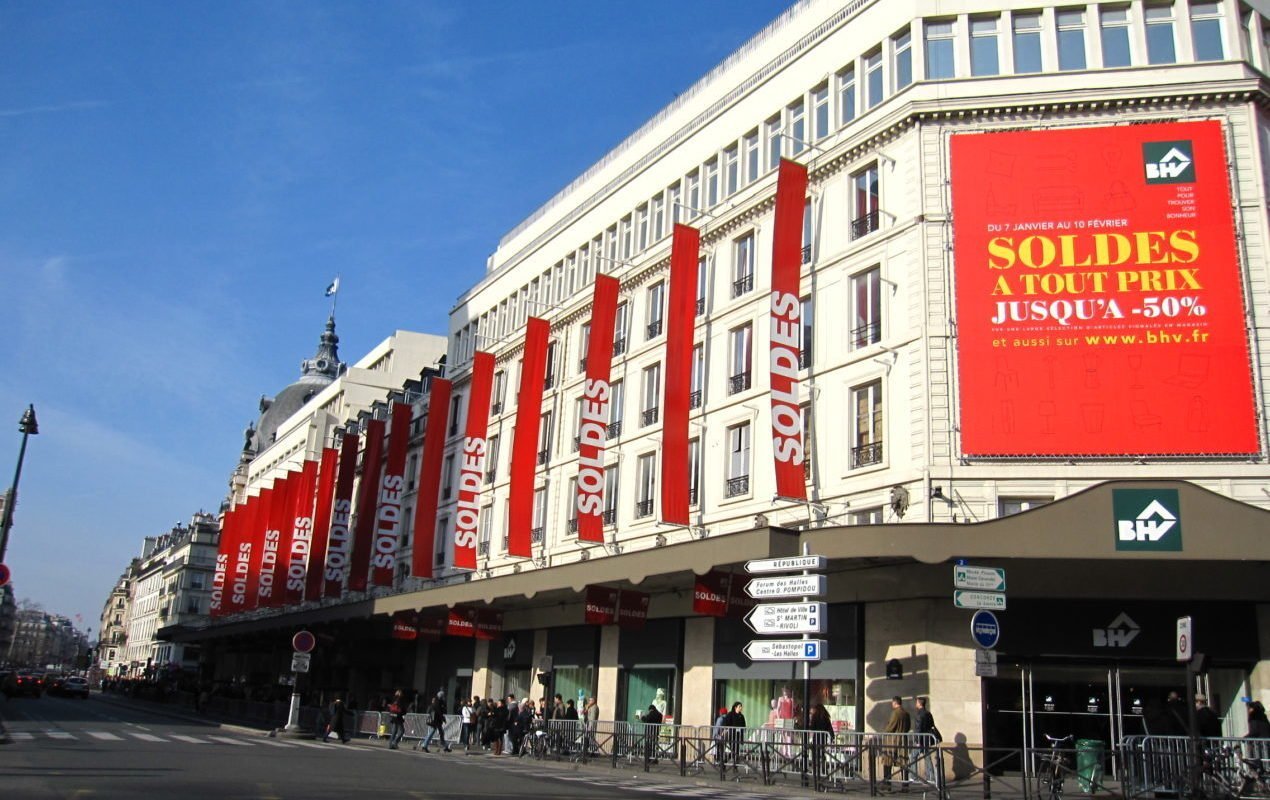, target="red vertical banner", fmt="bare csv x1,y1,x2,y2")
454,354,494,570
662,224,700,524
584,585,619,625
576,274,619,543
692,569,730,617
391,611,419,640
323,435,360,598
372,403,413,587
306,446,339,601
209,508,234,617
508,317,548,558
618,589,650,630
445,606,477,637
348,418,385,593
412,379,451,578
245,487,274,610
284,459,319,605
770,158,808,500
265,475,293,608
474,608,503,641
228,496,256,613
